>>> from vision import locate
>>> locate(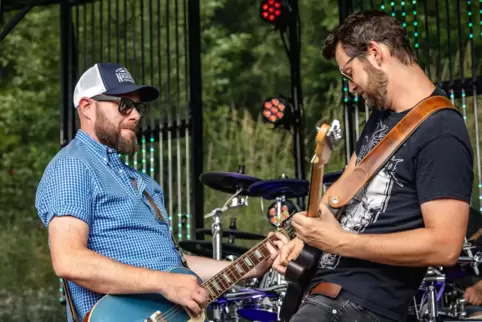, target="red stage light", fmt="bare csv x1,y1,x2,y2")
262,96,292,127
259,0,289,27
